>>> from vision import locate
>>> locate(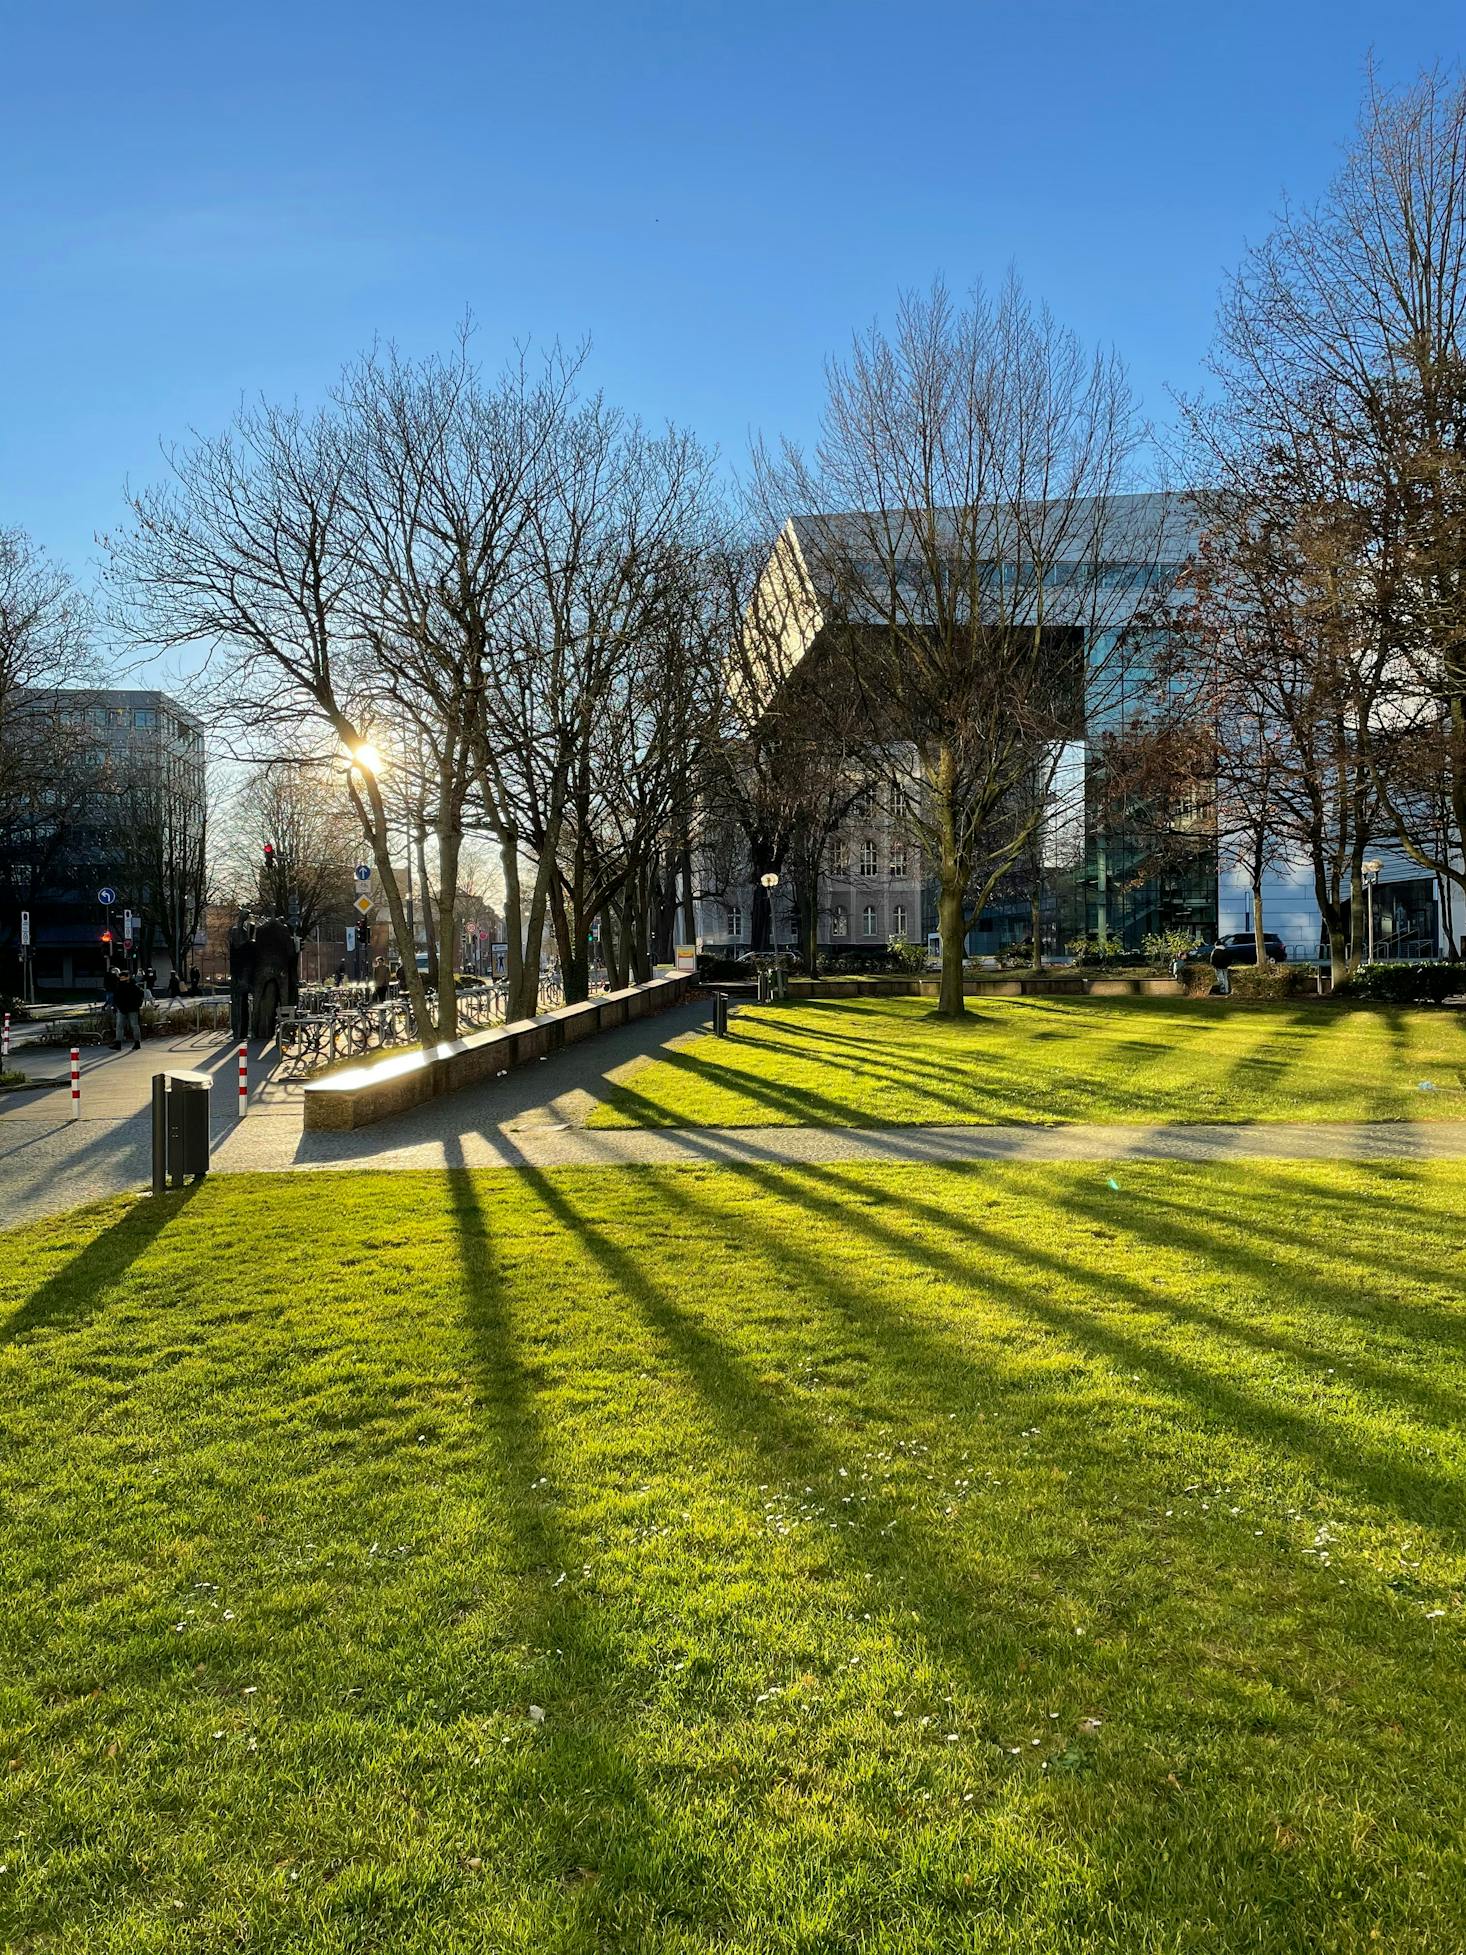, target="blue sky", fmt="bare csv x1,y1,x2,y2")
4,0,1462,590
